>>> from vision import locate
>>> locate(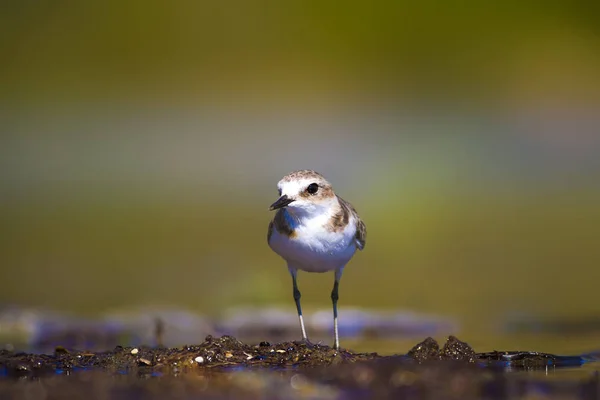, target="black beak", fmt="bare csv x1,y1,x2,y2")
269,195,295,211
